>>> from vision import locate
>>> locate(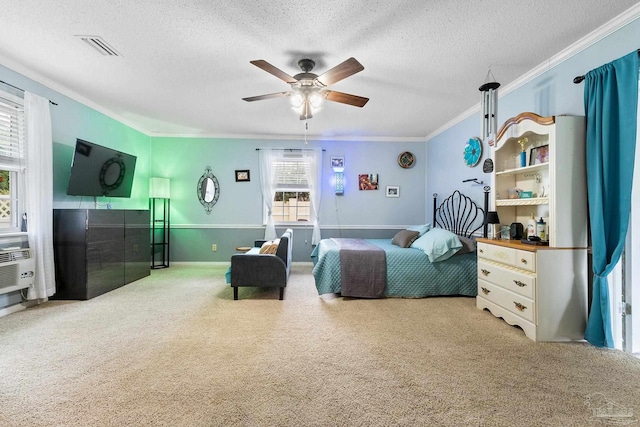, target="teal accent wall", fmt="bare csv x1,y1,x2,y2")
426,17,640,218
150,137,426,262
0,64,152,211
